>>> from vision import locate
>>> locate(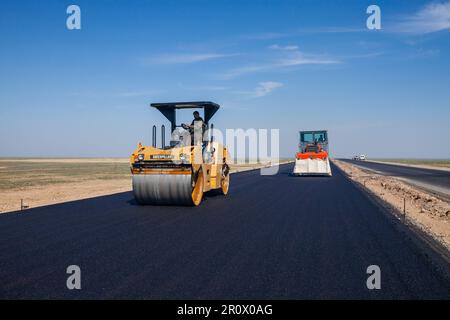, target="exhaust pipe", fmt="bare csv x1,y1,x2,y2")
152,125,157,147
210,123,214,142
